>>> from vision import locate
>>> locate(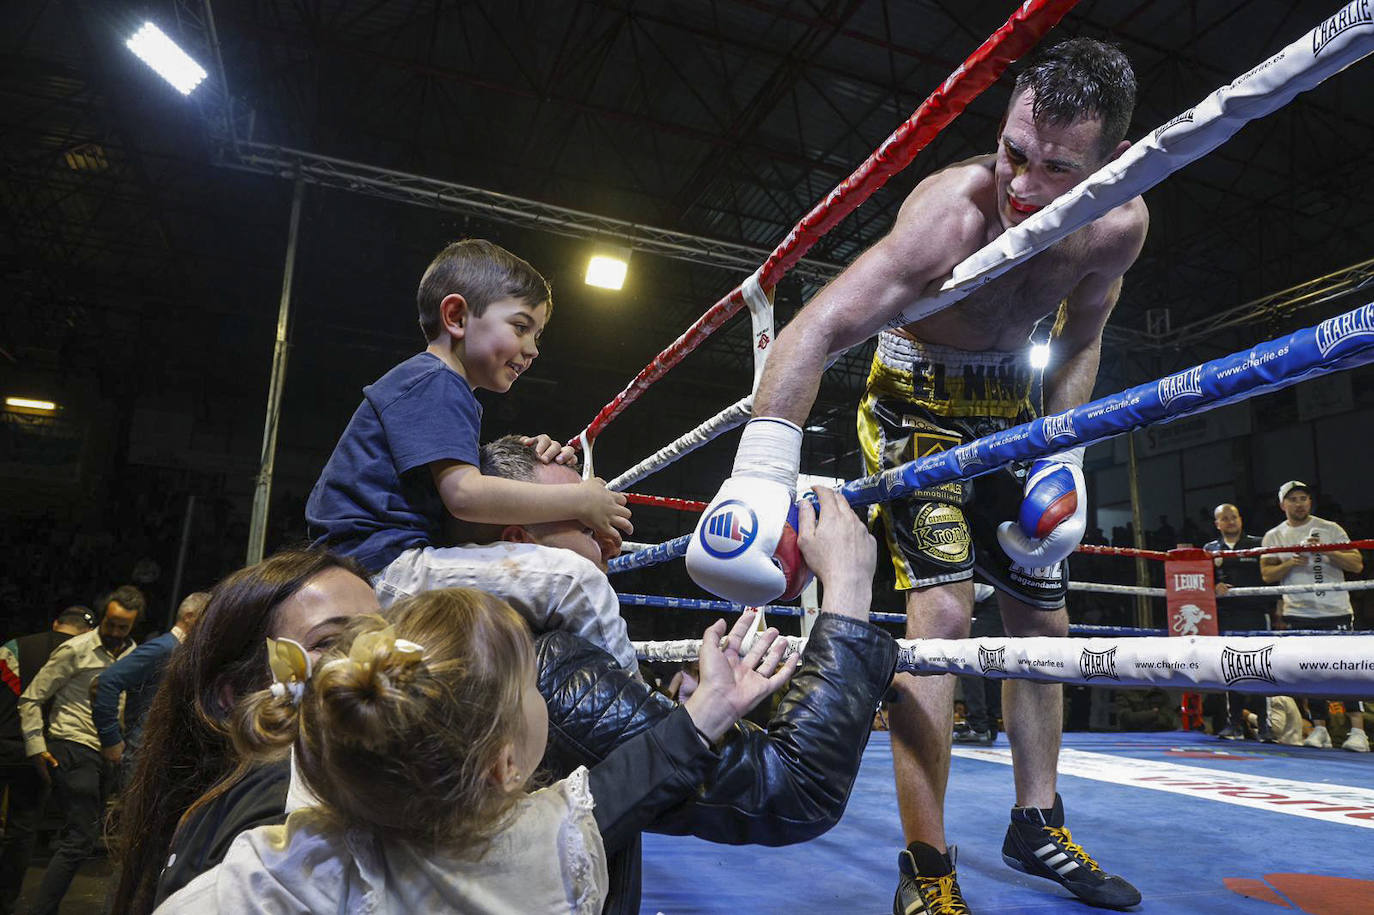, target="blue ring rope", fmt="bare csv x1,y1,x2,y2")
609,303,1374,576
